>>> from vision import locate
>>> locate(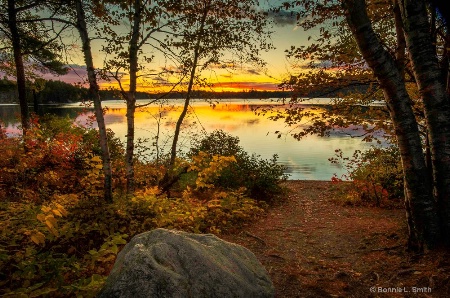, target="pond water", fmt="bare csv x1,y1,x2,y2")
0,99,380,180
